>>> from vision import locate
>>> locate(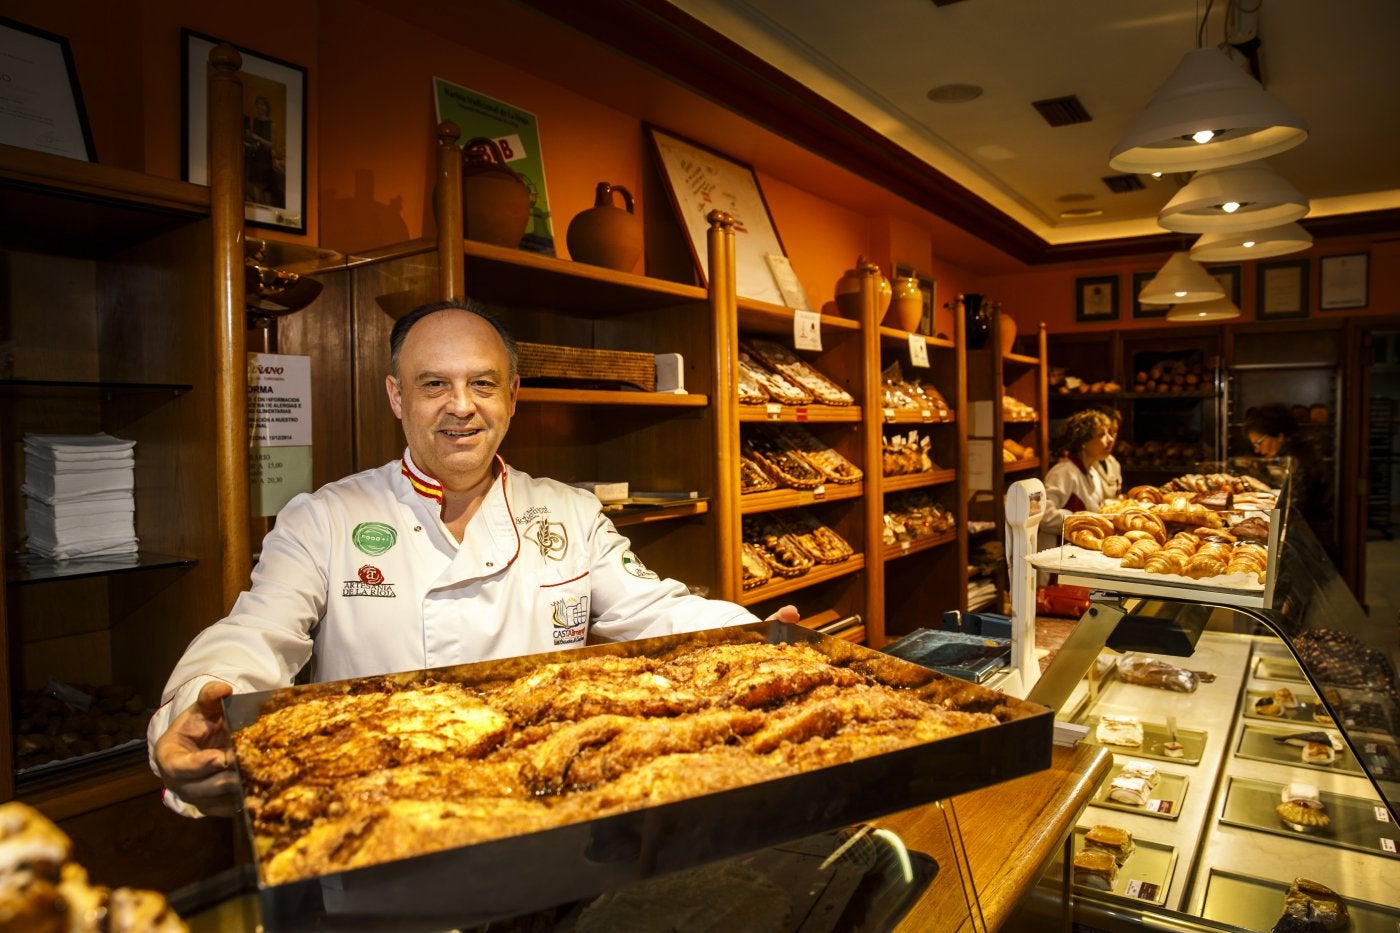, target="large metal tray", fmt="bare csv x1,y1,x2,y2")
1218,776,1400,857
1200,869,1399,933
223,621,1053,932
